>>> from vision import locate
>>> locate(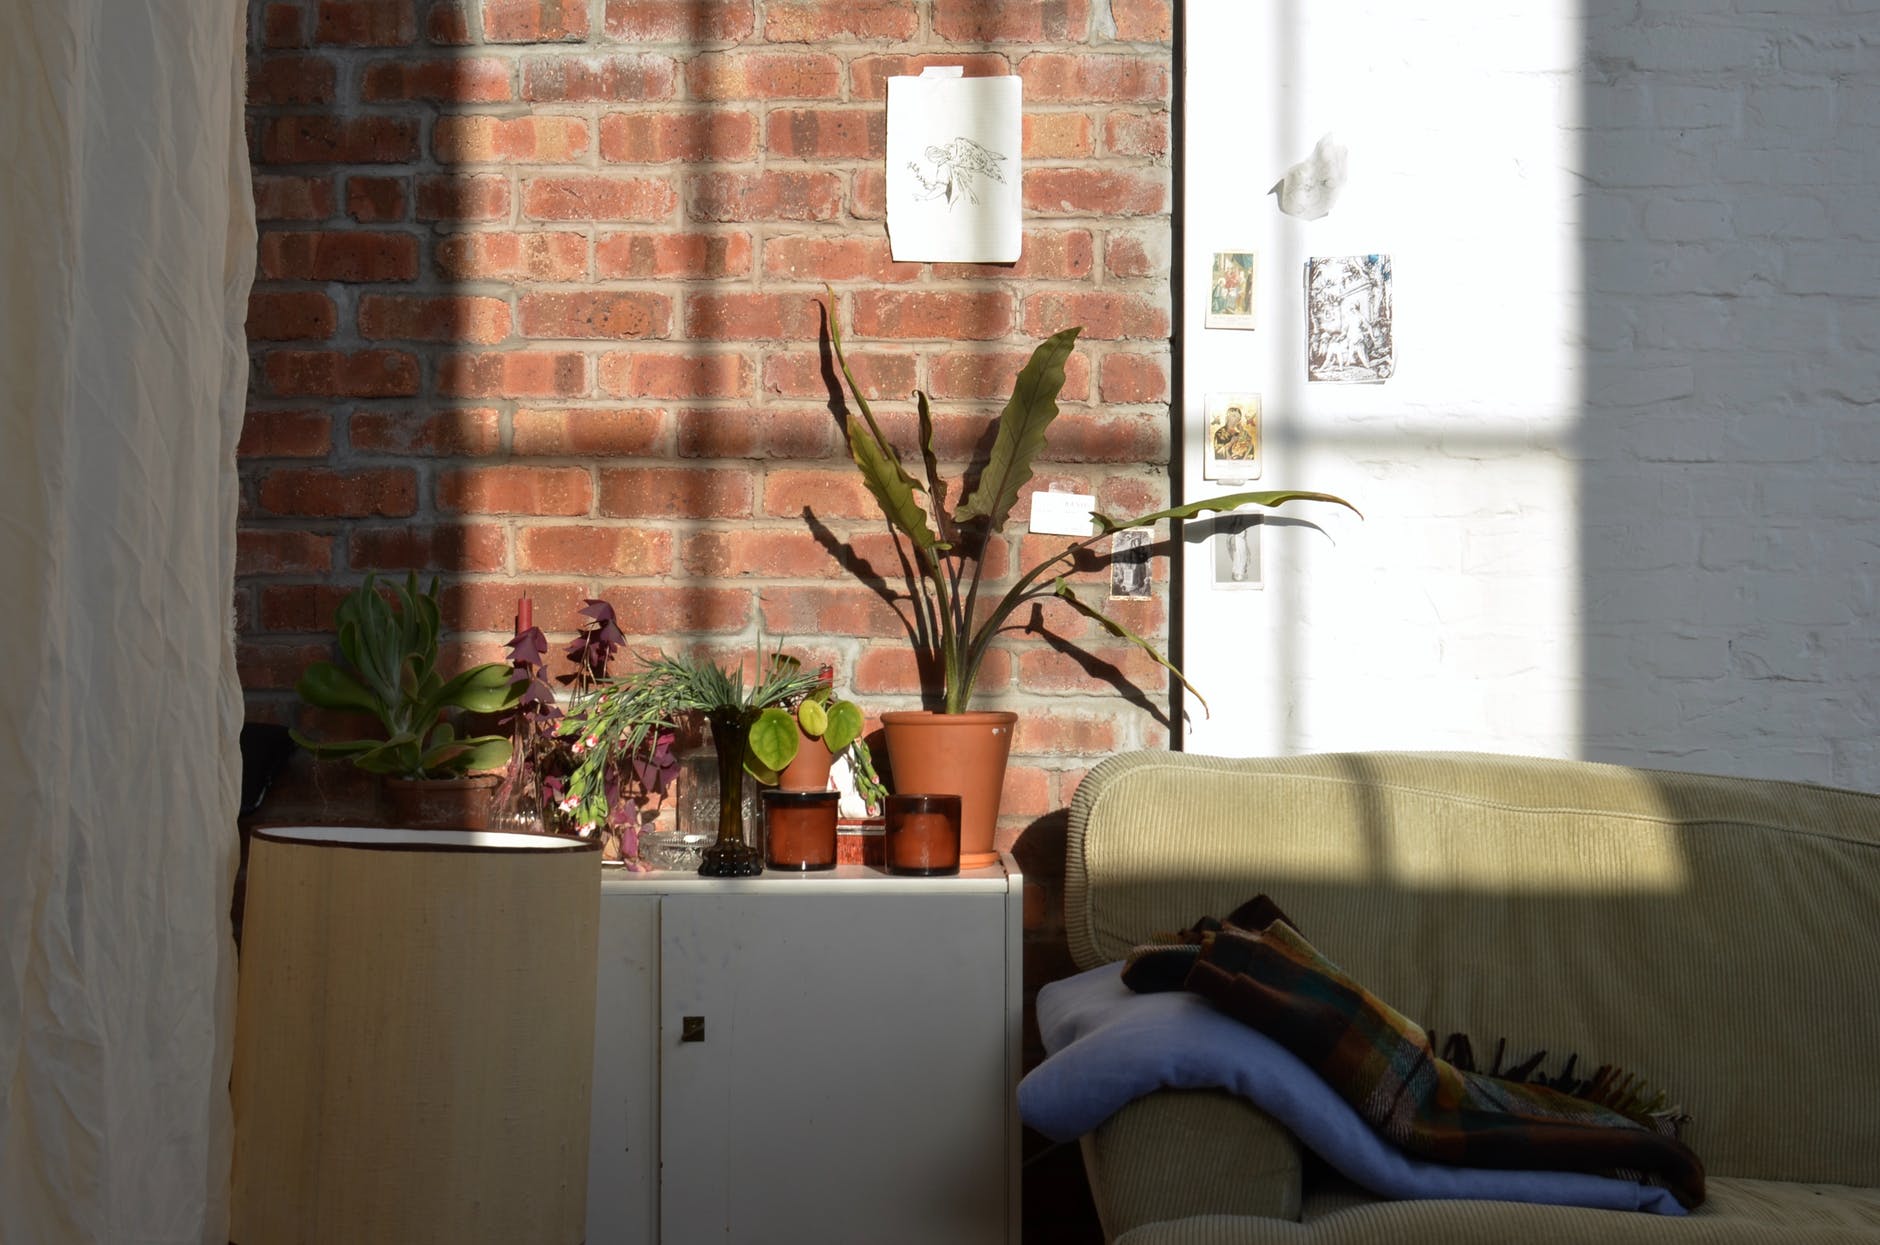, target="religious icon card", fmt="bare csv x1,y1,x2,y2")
1203,392,1262,482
